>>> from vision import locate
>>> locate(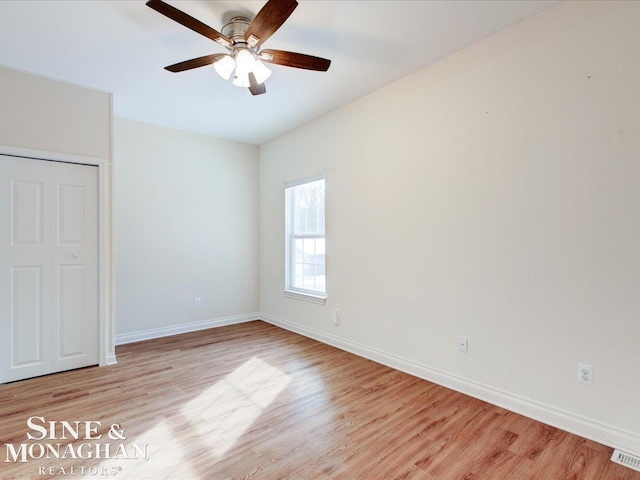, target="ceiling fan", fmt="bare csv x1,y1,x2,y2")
146,0,331,96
